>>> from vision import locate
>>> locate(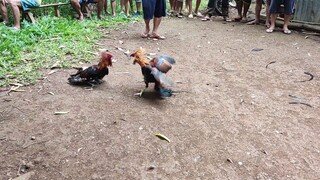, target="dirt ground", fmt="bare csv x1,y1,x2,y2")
1,11,320,180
